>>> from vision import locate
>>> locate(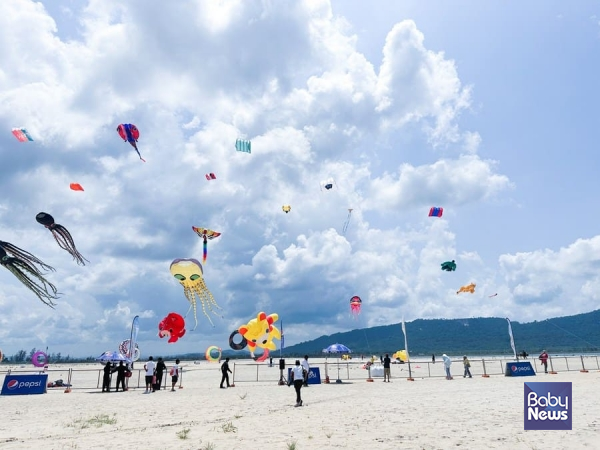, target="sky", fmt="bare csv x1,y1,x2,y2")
1,0,600,359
